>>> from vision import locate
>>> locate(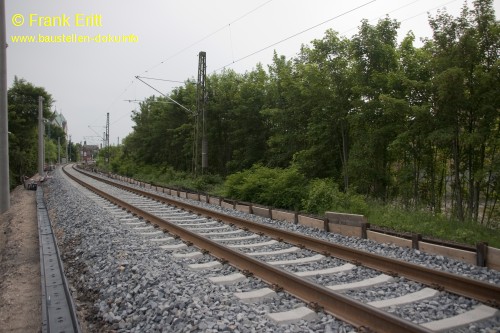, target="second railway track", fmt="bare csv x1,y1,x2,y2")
53,164,499,332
